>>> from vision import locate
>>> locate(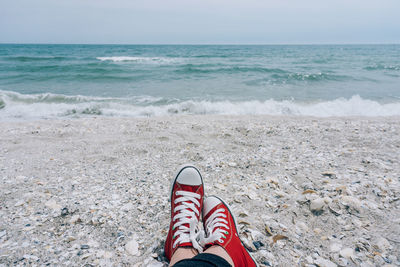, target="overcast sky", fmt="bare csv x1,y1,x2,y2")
1,0,399,44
